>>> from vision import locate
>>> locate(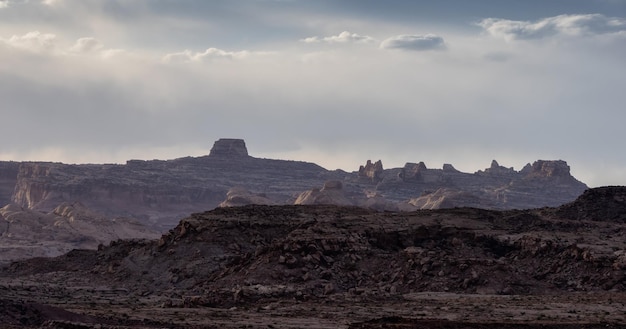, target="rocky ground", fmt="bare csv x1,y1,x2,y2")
1,186,625,328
